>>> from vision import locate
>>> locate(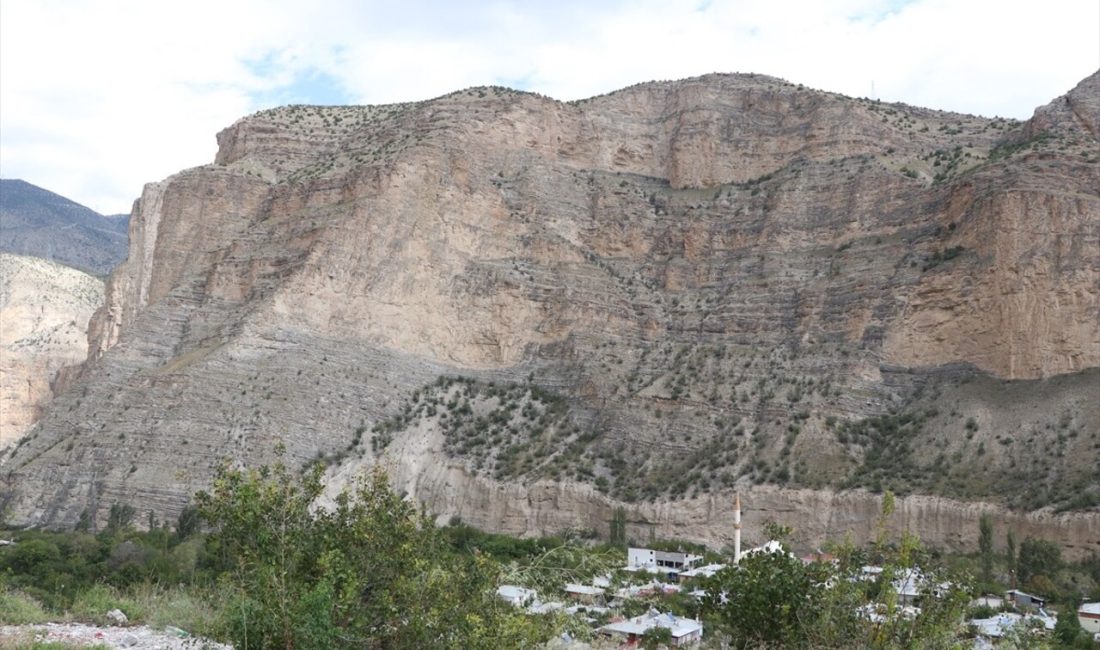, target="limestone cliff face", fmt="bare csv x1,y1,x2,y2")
0,254,103,448
3,73,1097,554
